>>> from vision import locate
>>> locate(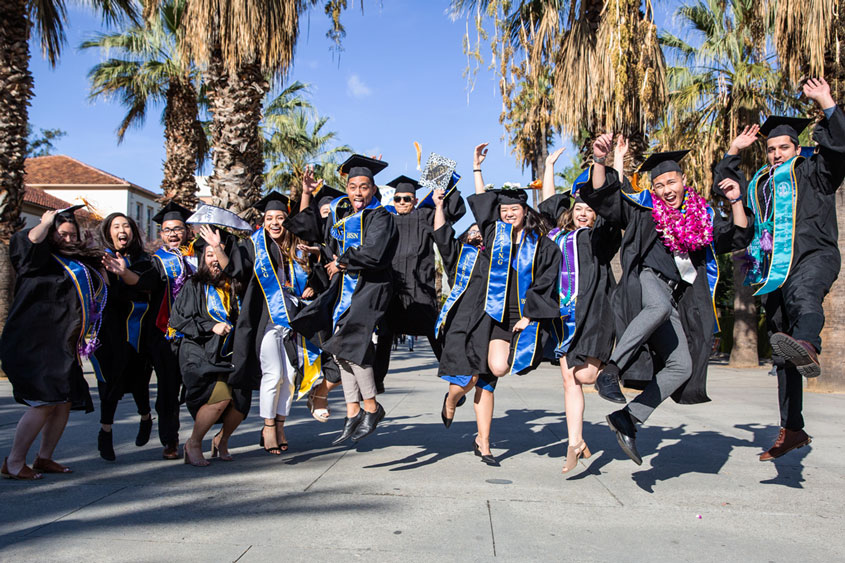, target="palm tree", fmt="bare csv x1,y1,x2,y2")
82,0,206,209
658,0,796,368
770,0,845,391
0,0,137,338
